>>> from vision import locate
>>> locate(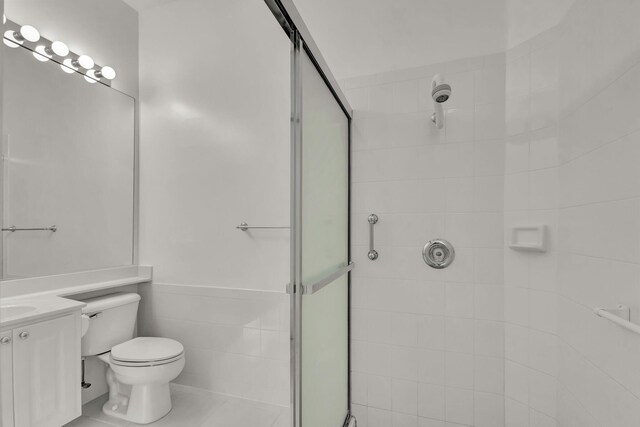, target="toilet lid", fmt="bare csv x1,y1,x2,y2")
111,337,184,363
